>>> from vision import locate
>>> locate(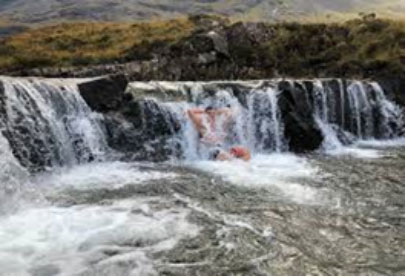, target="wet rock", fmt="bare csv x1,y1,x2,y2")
103,98,181,162
78,74,129,112
376,77,405,106
278,81,323,152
